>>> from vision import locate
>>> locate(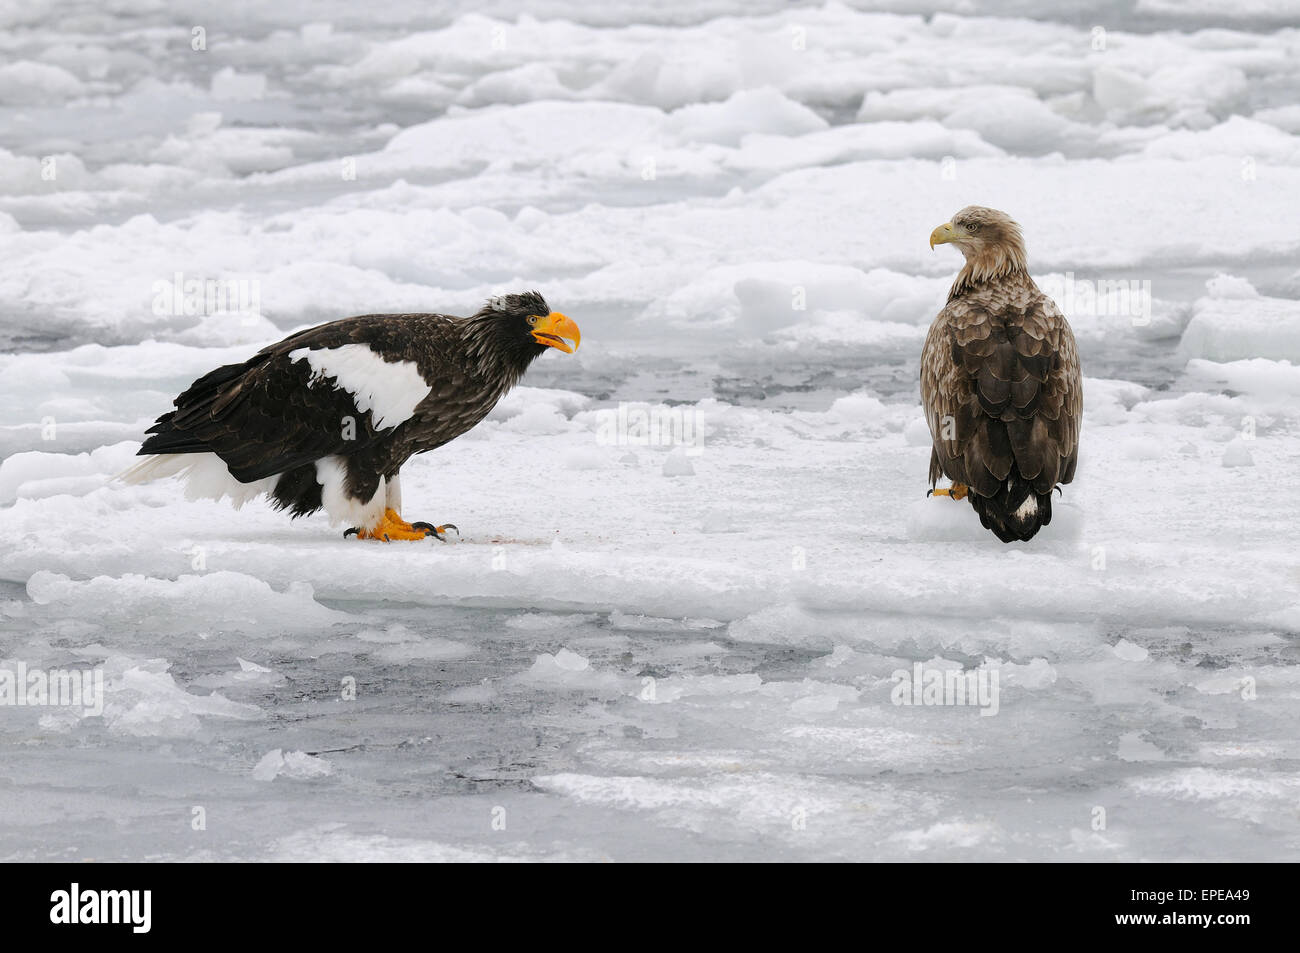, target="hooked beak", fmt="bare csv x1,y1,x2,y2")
531,312,581,353
929,222,956,249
